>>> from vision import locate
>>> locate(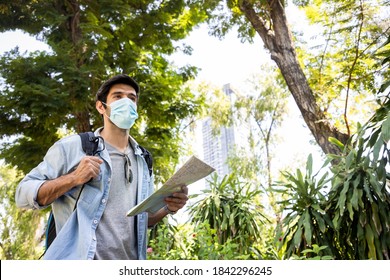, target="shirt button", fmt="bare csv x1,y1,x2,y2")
93,220,98,224
102,199,106,204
